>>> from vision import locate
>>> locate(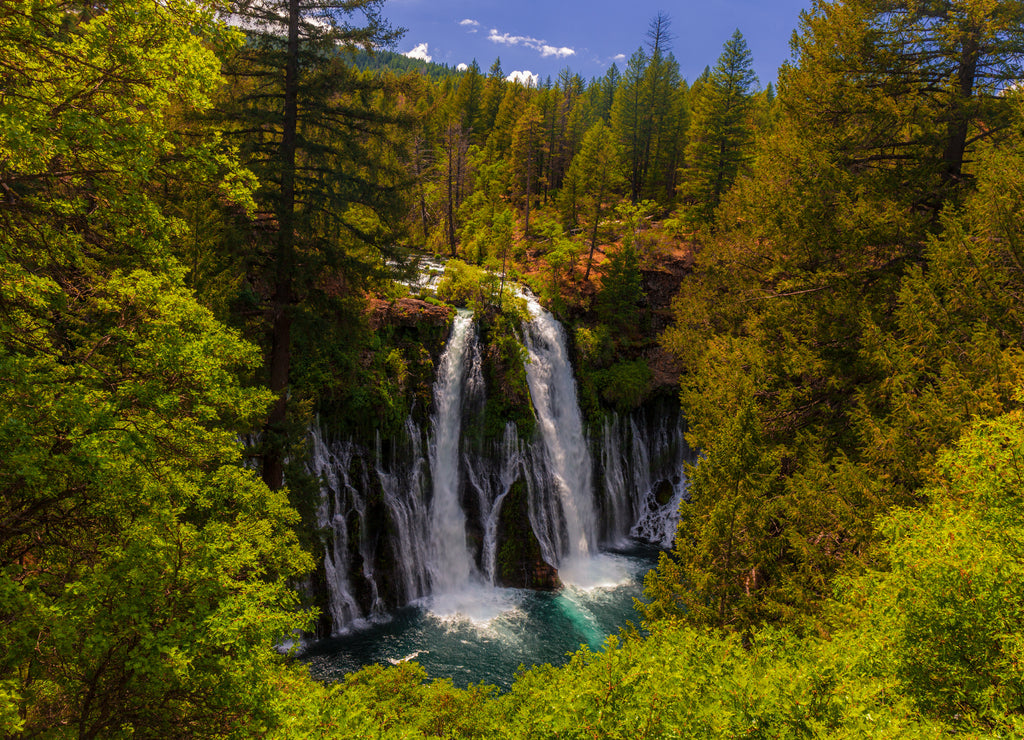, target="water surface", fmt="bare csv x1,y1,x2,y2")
300,545,657,690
